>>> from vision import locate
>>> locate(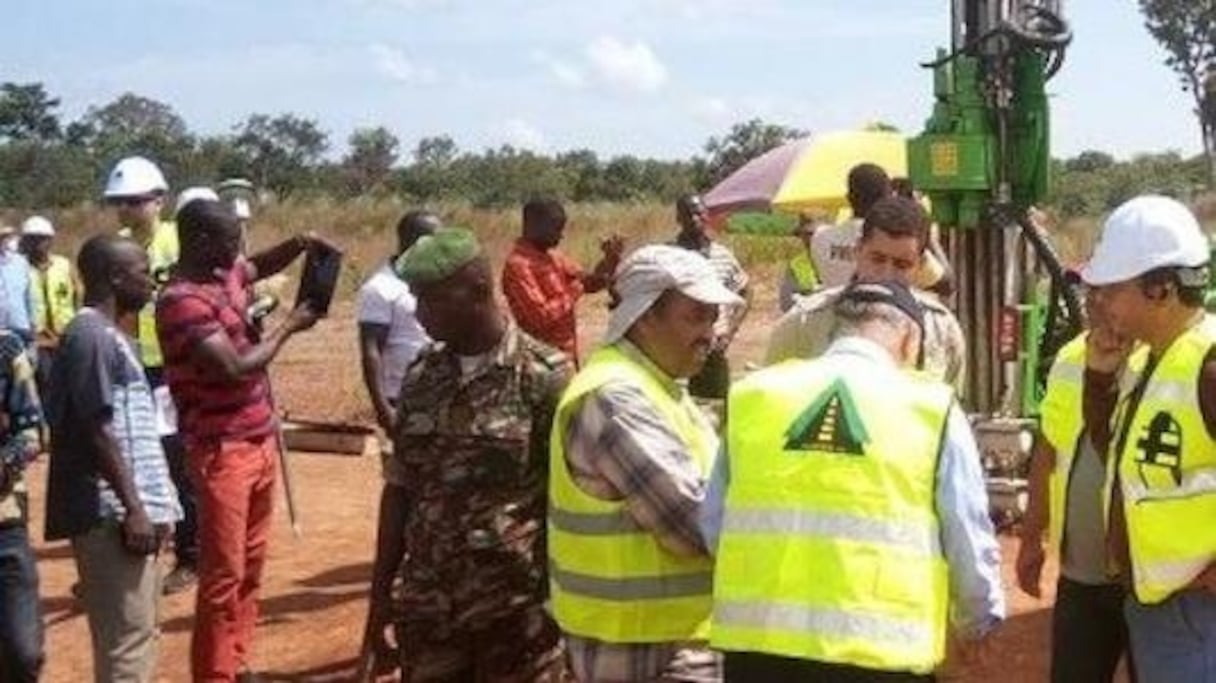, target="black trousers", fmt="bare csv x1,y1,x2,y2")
1051,576,1136,683
146,367,198,569
724,652,934,683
